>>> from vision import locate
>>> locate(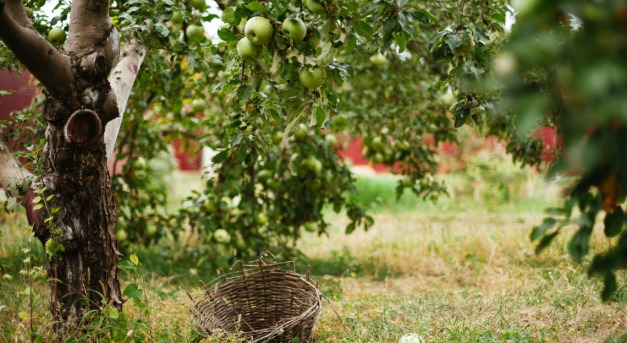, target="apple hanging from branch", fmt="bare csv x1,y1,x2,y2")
244,16,274,46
